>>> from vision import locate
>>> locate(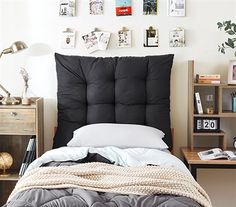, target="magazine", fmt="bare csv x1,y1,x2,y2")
198,148,236,160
